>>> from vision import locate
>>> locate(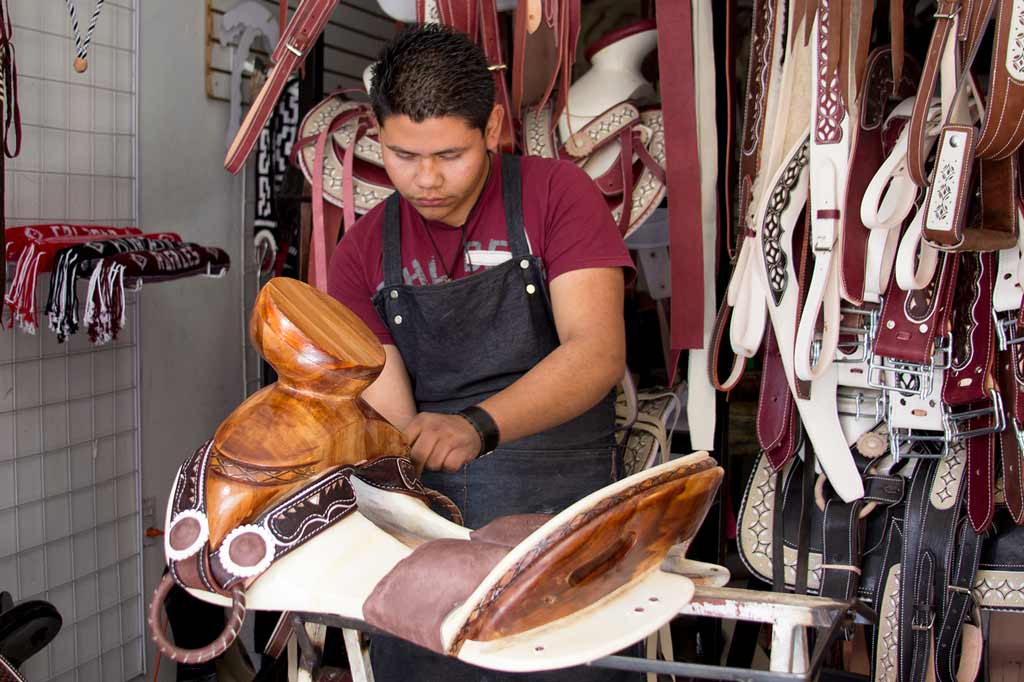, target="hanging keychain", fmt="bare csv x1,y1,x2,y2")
64,0,104,73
